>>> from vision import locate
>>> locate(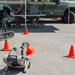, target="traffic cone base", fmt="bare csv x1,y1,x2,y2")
2,40,11,51
23,28,28,35
67,45,75,58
